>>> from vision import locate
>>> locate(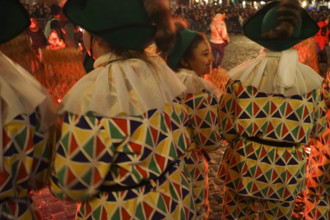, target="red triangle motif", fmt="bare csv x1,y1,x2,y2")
150,127,159,145
85,203,92,215
143,202,153,219
2,130,11,148
272,170,279,181
95,137,105,157
260,147,268,159
164,113,172,131
266,123,274,135
101,207,107,220
286,170,292,181
113,119,128,135
226,120,234,132
285,104,293,116
211,111,217,123
270,102,278,115
93,169,102,185
173,182,182,198
253,103,260,115
195,115,203,127
303,106,310,119
283,188,291,199
26,134,34,151
154,154,166,171
252,183,259,193
255,166,263,178
121,207,131,219
281,124,289,137
70,134,79,154
17,163,28,180
130,142,142,154
236,105,243,116
285,150,291,163
199,134,207,145
119,168,128,179
236,123,244,134
298,127,305,140
66,168,76,185
161,193,171,211
136,165,147,178
267,187,274,197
